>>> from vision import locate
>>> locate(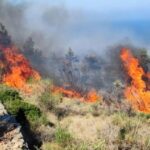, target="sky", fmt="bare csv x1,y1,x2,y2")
12,0,150,18
8,0,150,53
